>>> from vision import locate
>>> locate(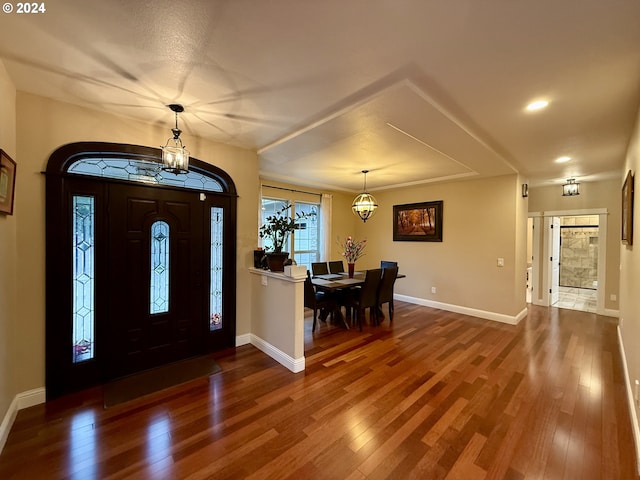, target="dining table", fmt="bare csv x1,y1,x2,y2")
311,270,405,328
